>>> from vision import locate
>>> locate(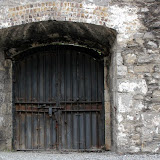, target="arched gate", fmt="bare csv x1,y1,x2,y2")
14,45,104,151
